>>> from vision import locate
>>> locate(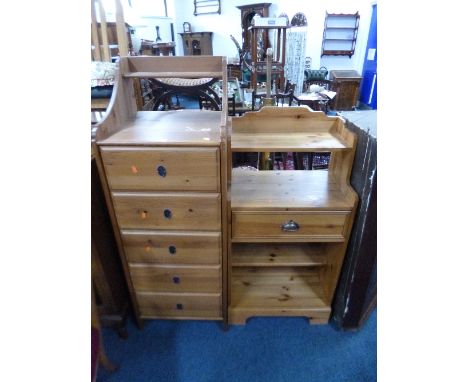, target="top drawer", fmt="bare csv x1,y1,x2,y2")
101,147,220,192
